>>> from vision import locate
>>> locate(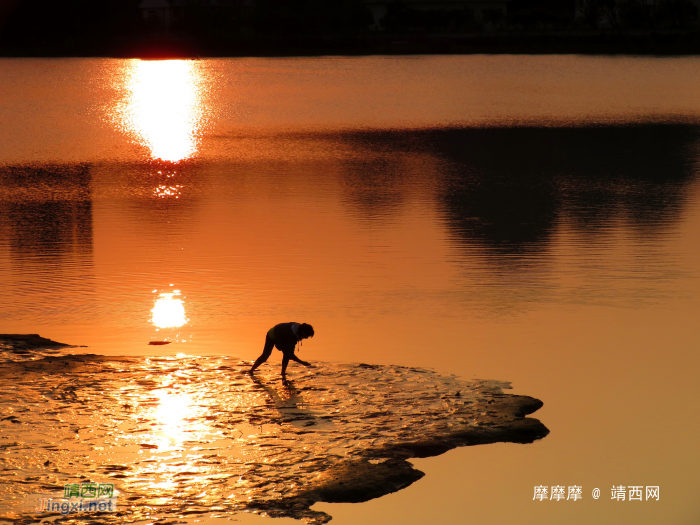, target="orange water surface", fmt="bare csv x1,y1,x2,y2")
0,56,699,525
